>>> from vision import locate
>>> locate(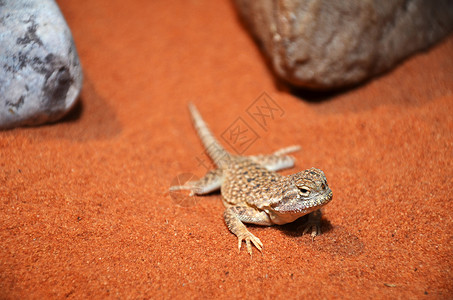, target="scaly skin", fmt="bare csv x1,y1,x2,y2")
170,103,333,255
